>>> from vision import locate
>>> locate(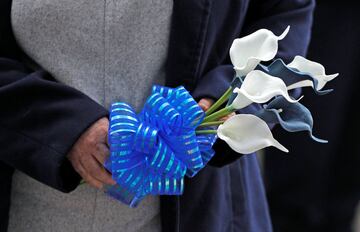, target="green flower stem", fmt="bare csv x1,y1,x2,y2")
198,121,224,127
205,87,233,116
203,106,235,123
79,179,86,186
195,129,218,135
